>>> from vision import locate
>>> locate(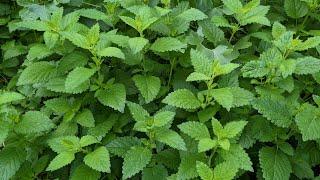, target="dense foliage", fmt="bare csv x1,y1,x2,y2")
1,0,320,179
